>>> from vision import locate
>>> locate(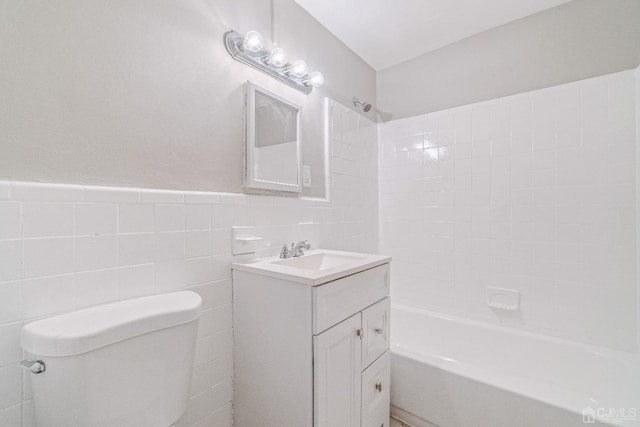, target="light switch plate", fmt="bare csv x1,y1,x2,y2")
302,165,311,188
